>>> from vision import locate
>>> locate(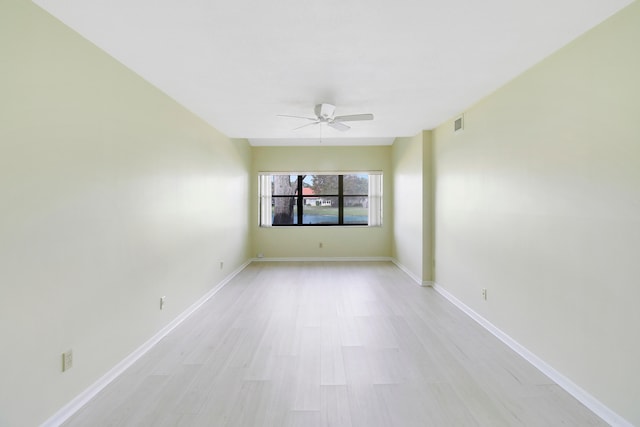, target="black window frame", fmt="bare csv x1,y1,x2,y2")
271,174,369,226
